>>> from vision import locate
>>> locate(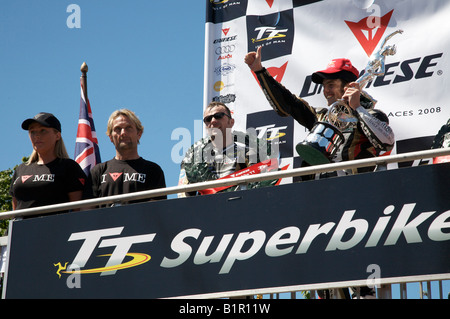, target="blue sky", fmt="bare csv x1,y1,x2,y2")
0,1,205,190
1,1,447,300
